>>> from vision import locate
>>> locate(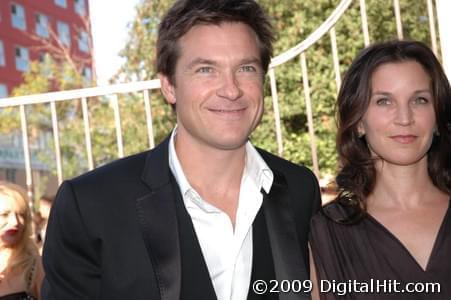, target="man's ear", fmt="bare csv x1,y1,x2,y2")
159,74,176,104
